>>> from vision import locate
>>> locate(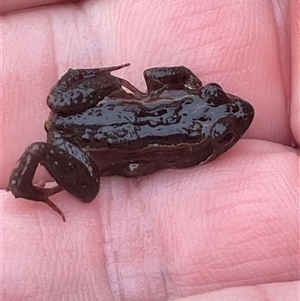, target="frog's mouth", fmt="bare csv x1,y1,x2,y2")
234,99,255,137
226,93,255,136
